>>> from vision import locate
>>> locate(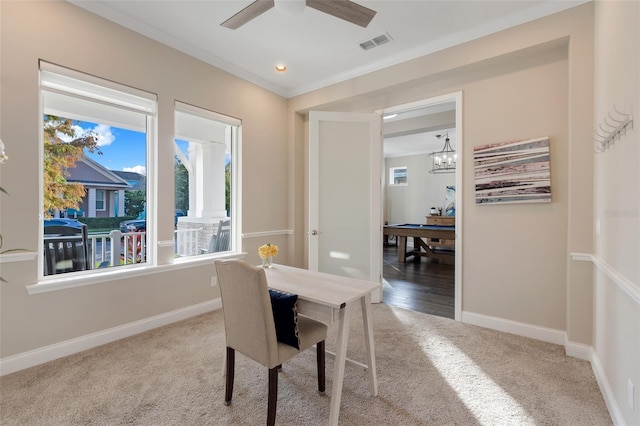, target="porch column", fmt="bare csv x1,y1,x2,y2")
117,189,125,216
201,140,227,218
186,140,227,219
187,143,200,217
88,188,96,218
